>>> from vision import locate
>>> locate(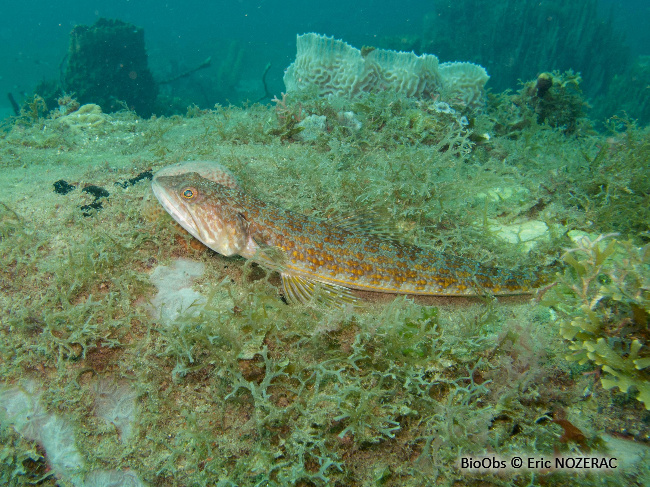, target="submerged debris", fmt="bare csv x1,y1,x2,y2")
53,179,76,195
114,170,153,189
